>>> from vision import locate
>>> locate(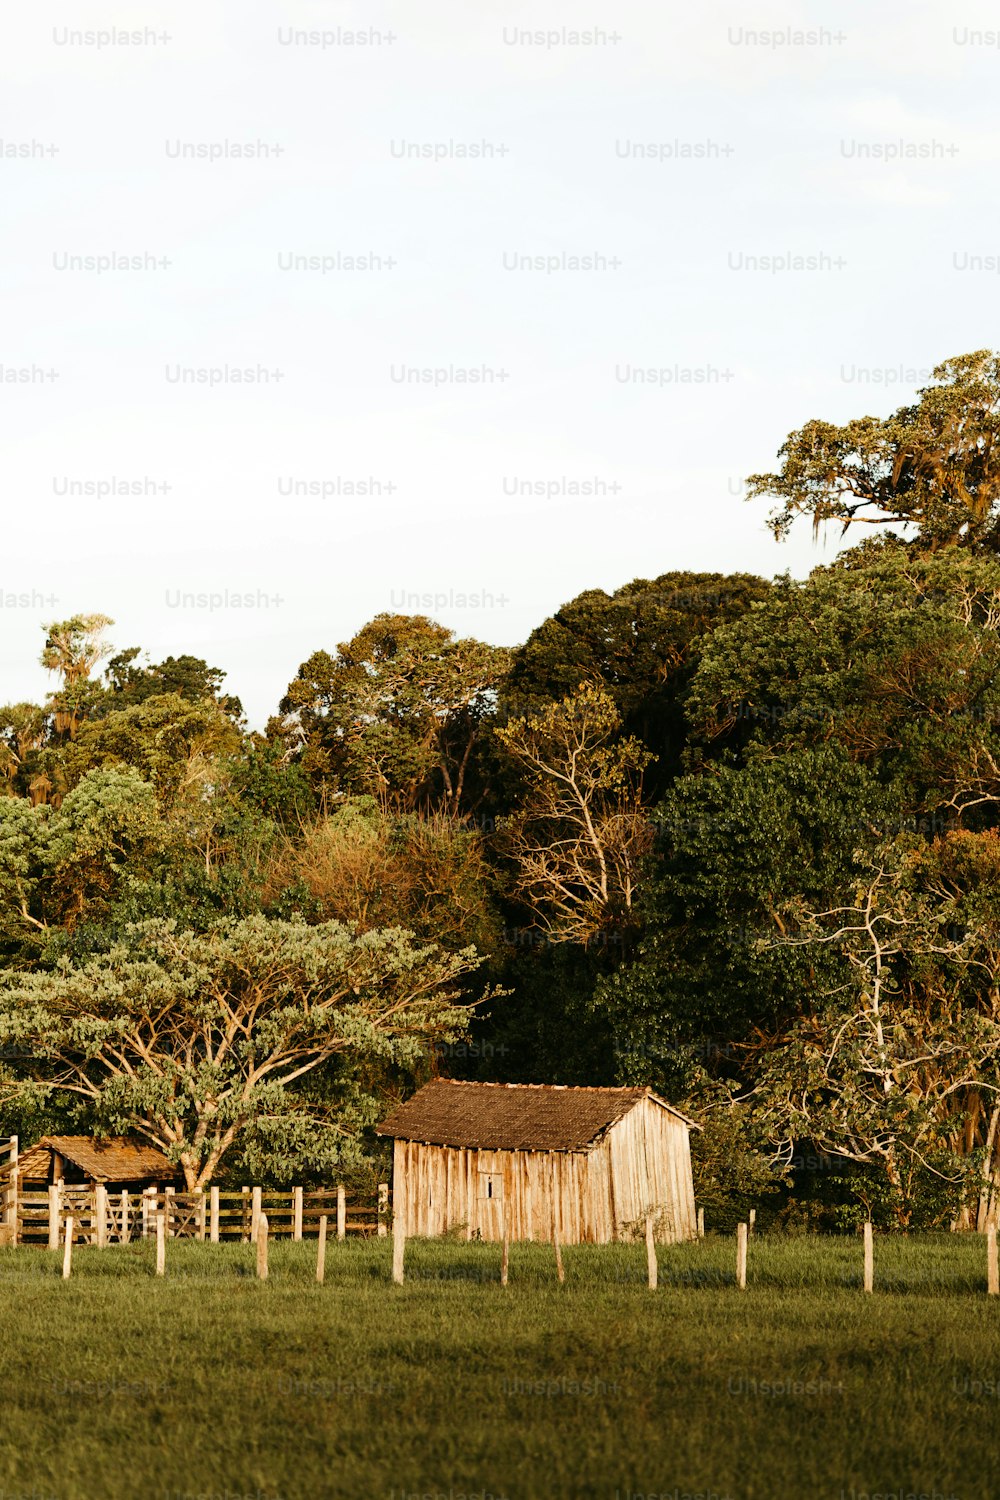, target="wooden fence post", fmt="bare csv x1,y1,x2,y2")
210,1187,220,1245
736,1223,748,1290
863,1221,874,1295
156,1212,166,1276
196,1191,206,1242
6,1167,18,1242
256,1213,269,1281
503,1159,514,1283
251,1186,262,1244
337,1183,346,1241
48,1184,61,1251
293,1186,303,1242
697,1206,705,1239
748,1208,757,1237
241,1185,250,1242
1,1140,17,1235
62,1215,73,1279
316,1215,328,1285
551,1162,564,1284
646,1215,658,1290
5,1141,18,1242
165,1186,175,1240
377,1182,388,1236
988,1224,998,1297
501,1200,510,1287
95,1183,108,1249
121,1190,129,1244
